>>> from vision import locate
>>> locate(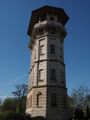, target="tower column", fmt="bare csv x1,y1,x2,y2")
26,6,69,120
